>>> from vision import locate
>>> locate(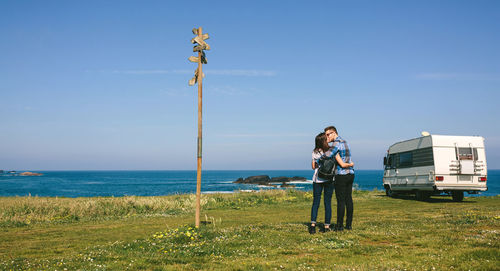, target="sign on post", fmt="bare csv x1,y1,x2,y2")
188,27,210,228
